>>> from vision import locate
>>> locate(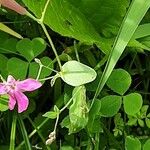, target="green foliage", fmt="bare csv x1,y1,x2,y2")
23,0,116,53
0,95,9,111
113,113,124,137
28,56,53,79
69,86,88,133
107,69,131,95
0,0,150,149
16,38,46,62
87,99,101,134
60,146,73,150
125,136,141,150
143,139,150,150
123,93,143,115
92,0,150,99
59,60,97,86
7,57,28,79
100,95,122,117
0,54,8,70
